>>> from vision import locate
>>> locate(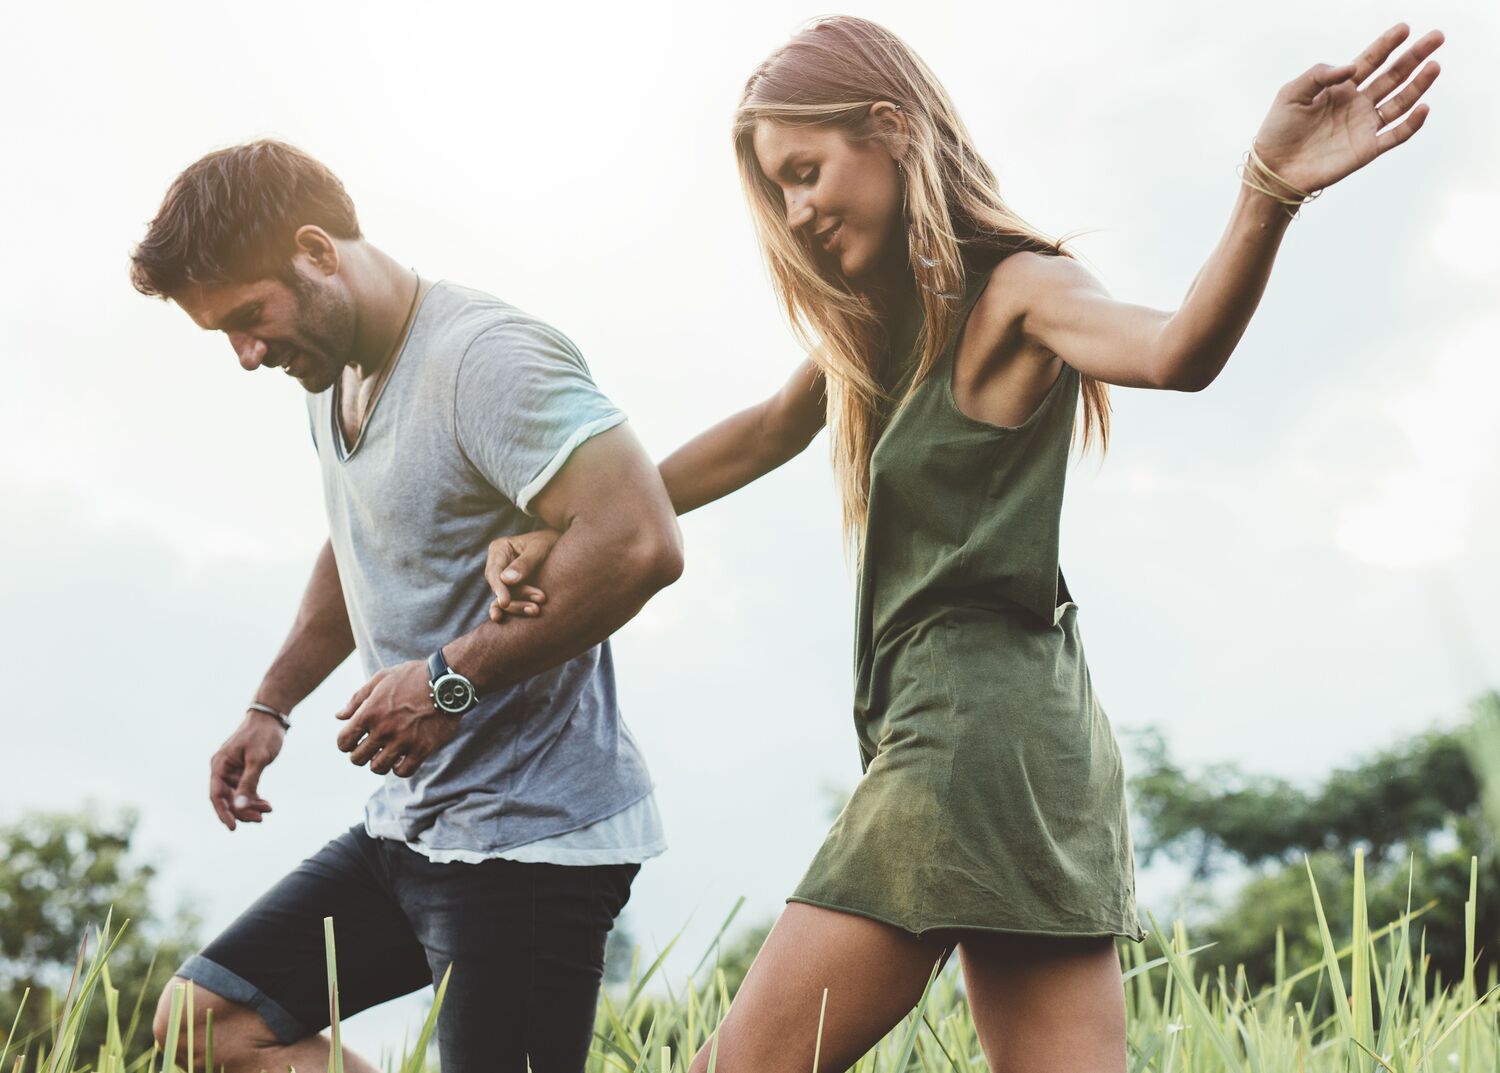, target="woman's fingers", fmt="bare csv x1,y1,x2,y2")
489,594,543,623
1365,29,1445,106
498,535,560,586
1285,62,1354,105
1351,23,1411,86
1374,60,1440,129
1376,103,1431,156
